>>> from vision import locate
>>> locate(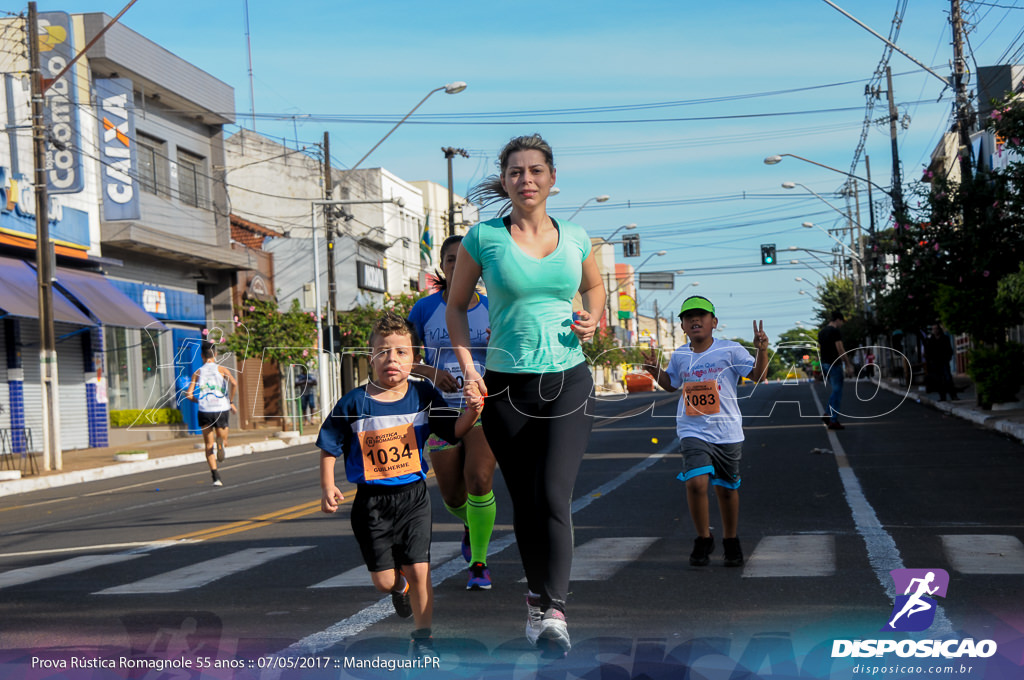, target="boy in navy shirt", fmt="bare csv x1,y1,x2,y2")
318,312,481,656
